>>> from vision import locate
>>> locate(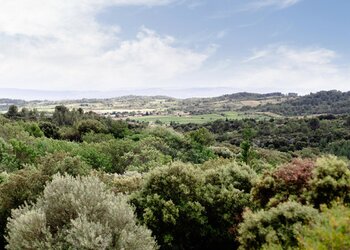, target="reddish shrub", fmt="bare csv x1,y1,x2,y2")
252,159,315,208
274,158,315,192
